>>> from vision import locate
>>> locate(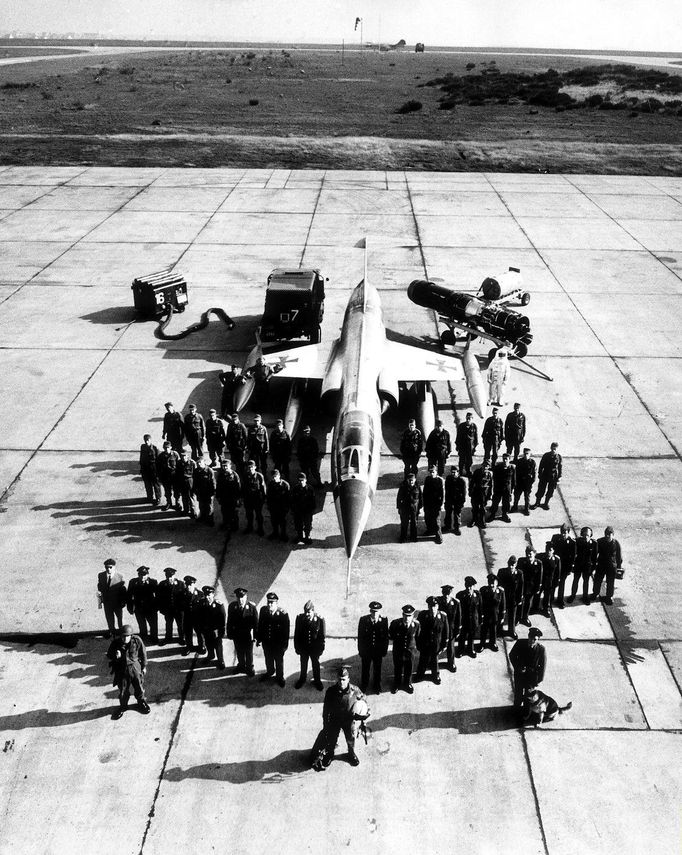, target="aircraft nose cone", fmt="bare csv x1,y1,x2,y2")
335,479,371,559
